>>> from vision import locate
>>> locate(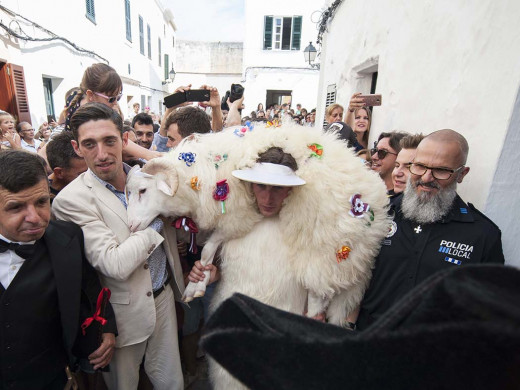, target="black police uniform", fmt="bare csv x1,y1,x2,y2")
357,193,504,330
